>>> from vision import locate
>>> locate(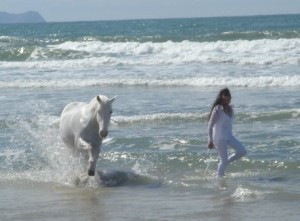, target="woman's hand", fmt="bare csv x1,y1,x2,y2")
208,141,214,149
